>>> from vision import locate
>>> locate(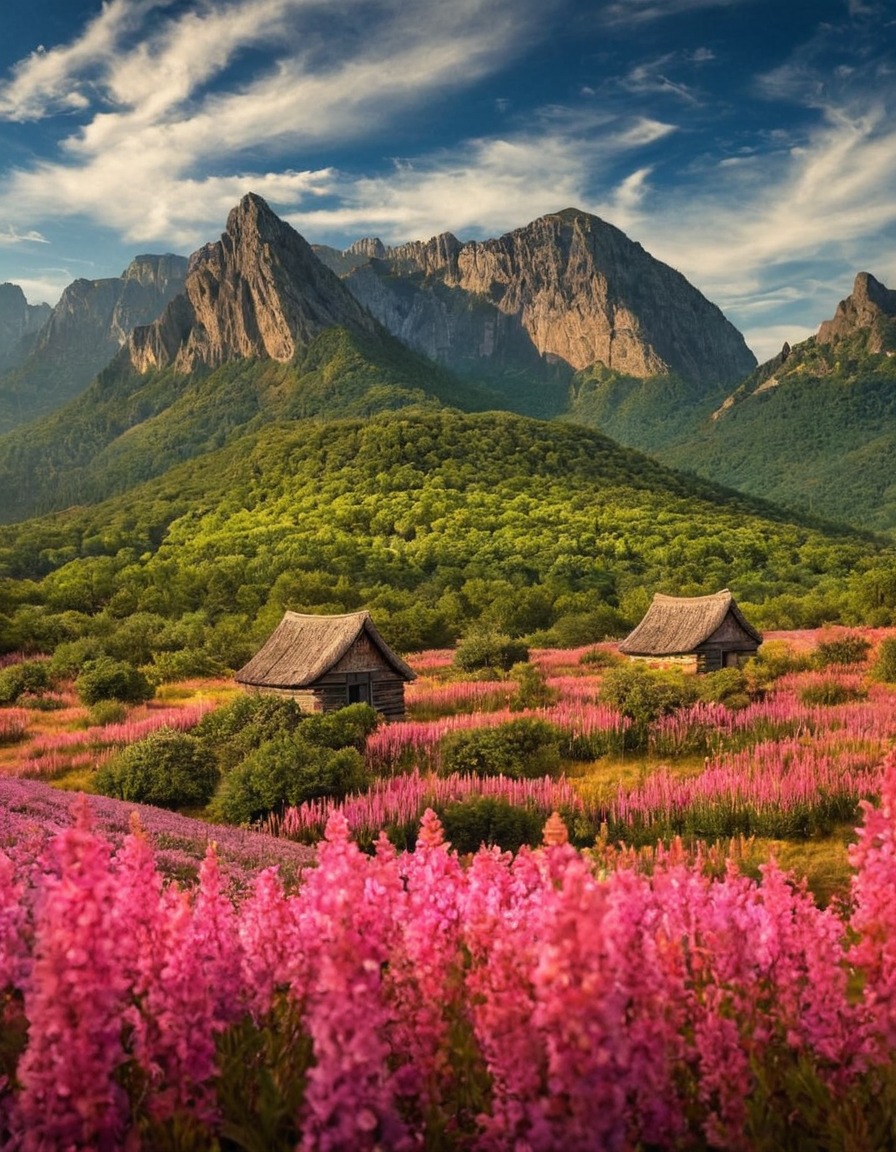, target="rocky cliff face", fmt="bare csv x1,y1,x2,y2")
0,256,187,431
130,195,378,373
321,209,756,388
31,253,188,361
816,272,896,352
0,284,51,372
